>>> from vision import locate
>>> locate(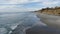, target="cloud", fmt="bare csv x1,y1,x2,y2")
0,0,60,5
0,0,60,12
43,1,60,5
0,0,30,10
41,0,60,7
0,0,30,4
